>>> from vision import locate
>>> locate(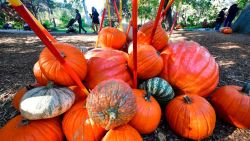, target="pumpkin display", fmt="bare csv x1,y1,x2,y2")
98,27,126,50
138,20,169,51
0,115,63,141
128,44,163,79
139,77,175,104
12,83,40,110
129,89,161,134
20,83,75,120
62,100,106,141
69,86,87,103
166,95,216,140
102,124,143,141
210,83,250,128
39,43,87,86
221,27,233,34
33,61,48,85
160,40,219,97
85,48,132,89
86,79,136,130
